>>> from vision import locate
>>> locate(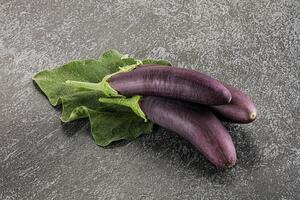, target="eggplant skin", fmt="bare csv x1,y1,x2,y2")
211,83,257,124
140,96,237,168
109,65,232,105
